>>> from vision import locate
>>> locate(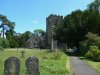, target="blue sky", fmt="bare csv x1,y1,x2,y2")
0,0,93,33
